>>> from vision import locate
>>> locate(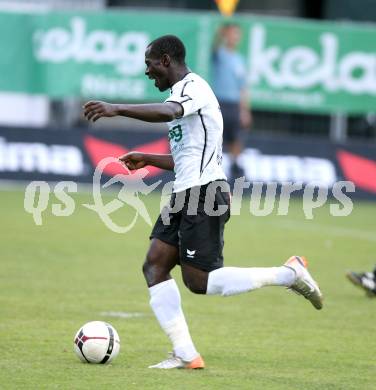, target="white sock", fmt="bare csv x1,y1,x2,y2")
207,266,296,296
149,279,198,361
